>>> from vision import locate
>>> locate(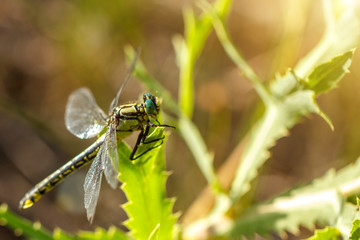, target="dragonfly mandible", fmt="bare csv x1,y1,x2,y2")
19,48,174,222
